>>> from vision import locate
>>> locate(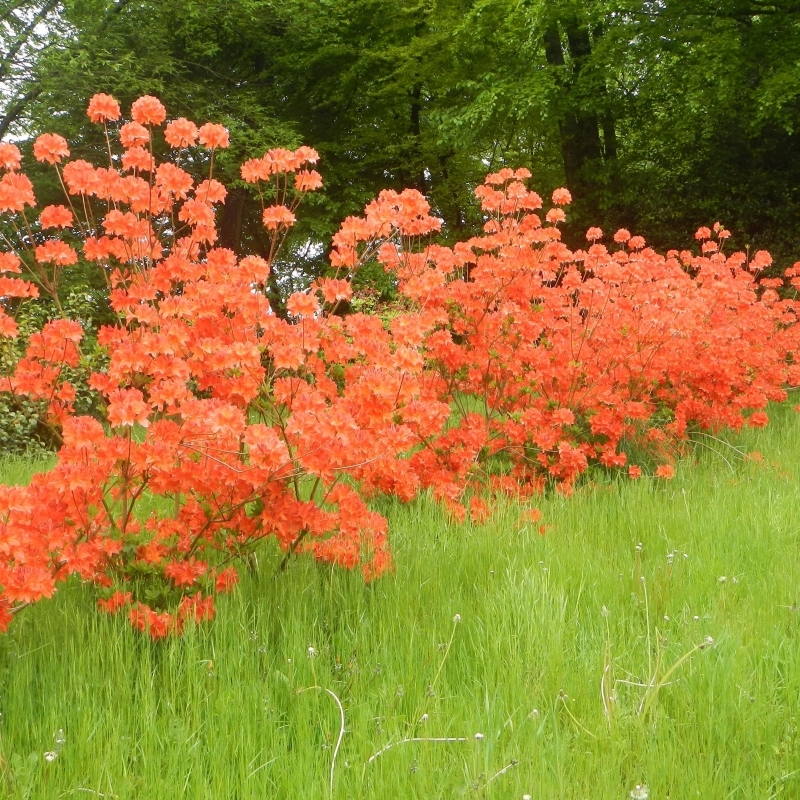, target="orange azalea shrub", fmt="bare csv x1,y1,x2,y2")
0,94,799,636
333,170,800,512
0,95,449,637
